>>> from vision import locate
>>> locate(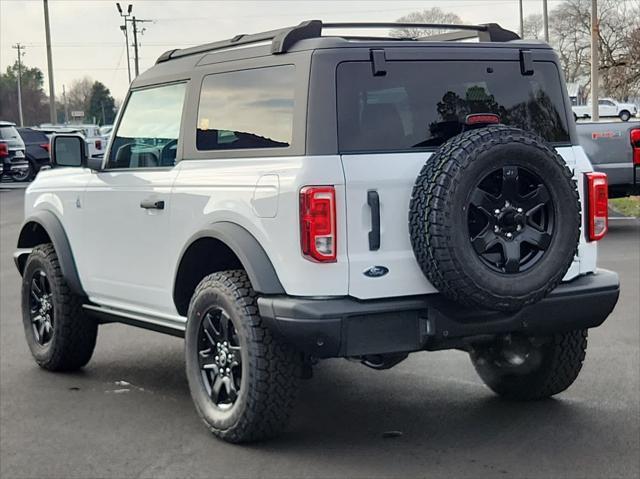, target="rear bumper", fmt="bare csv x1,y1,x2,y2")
257,270,620,358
